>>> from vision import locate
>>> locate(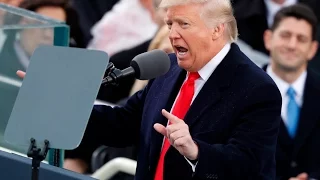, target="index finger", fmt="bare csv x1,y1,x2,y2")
161,109,181,124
